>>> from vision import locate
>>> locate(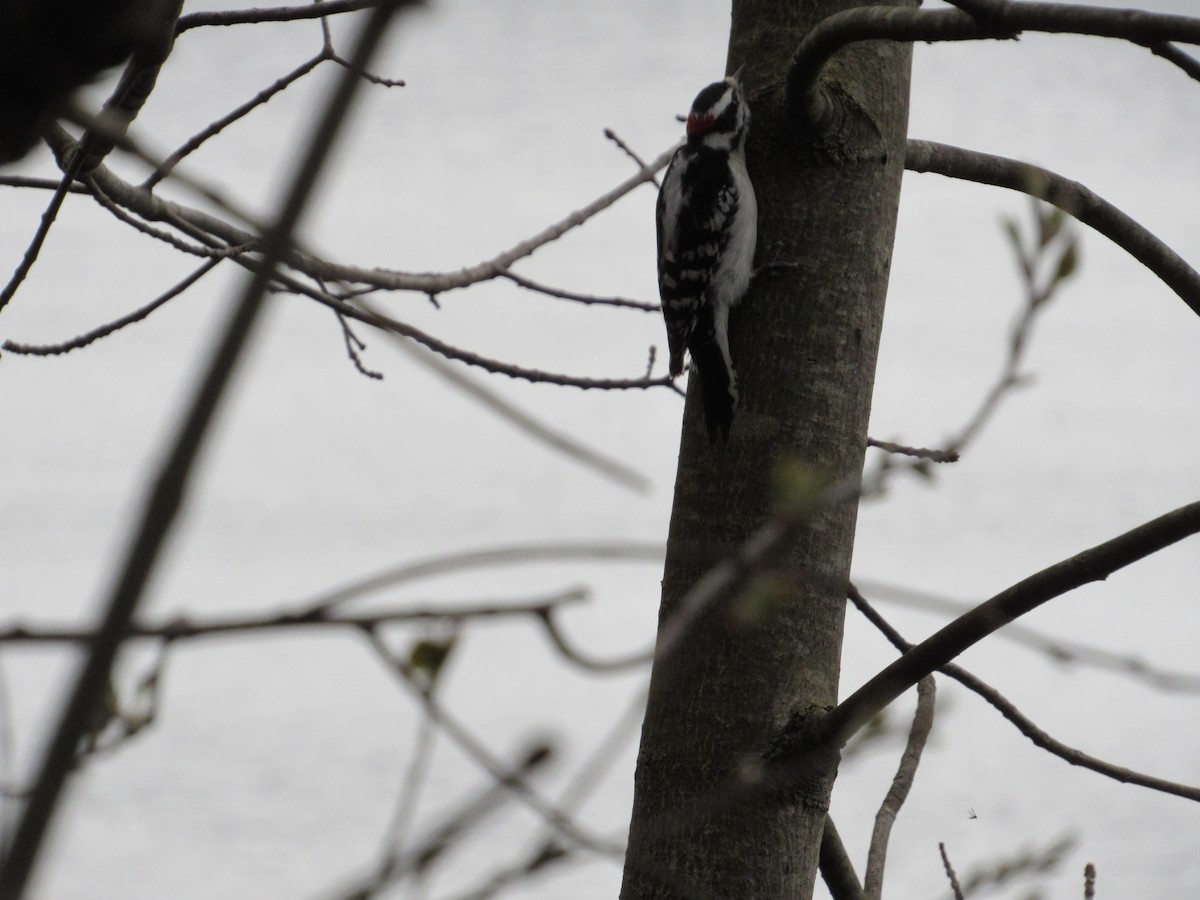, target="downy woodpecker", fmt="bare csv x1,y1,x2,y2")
656,71,757,442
